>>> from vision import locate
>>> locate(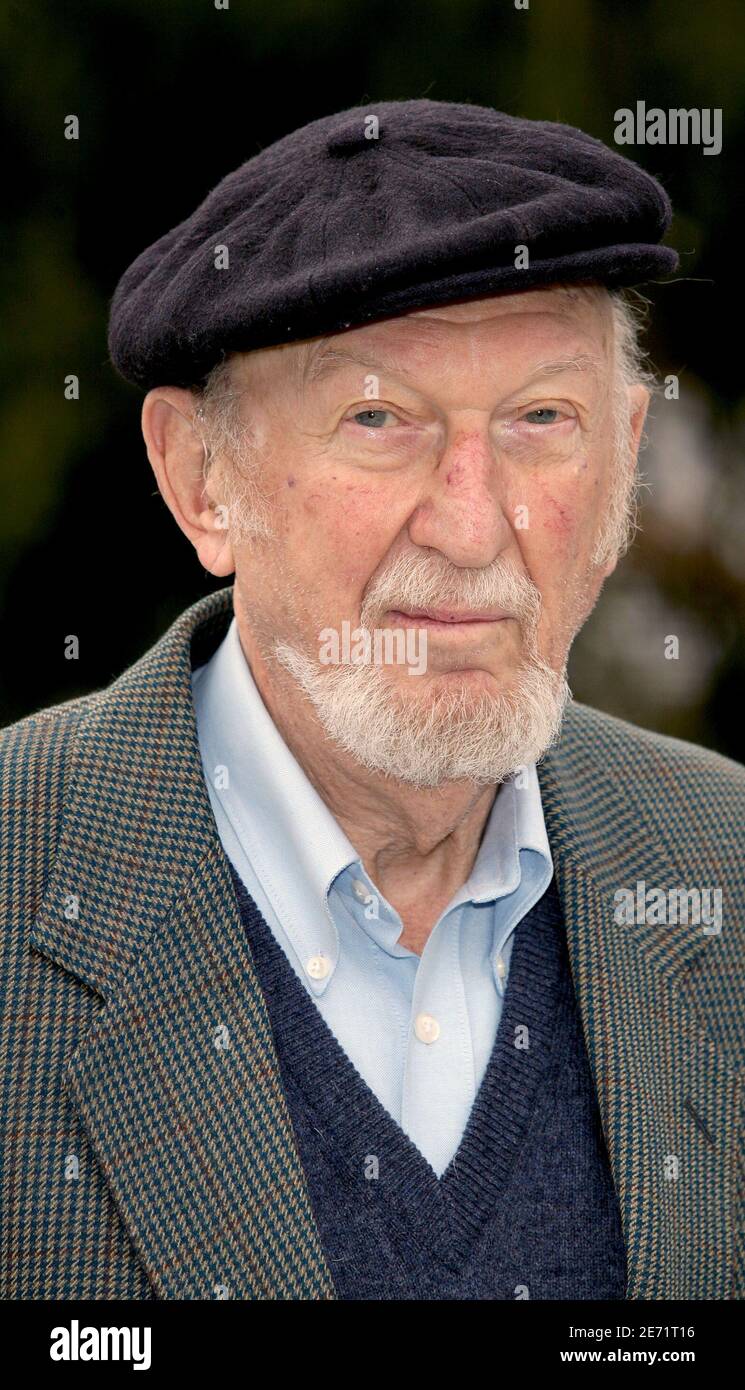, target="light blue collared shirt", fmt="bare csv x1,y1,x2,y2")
191,618,553,1176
